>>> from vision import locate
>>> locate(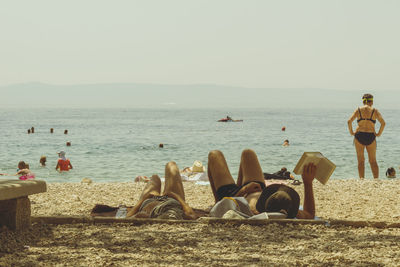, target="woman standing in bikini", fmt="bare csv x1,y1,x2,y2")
348,94,385,179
